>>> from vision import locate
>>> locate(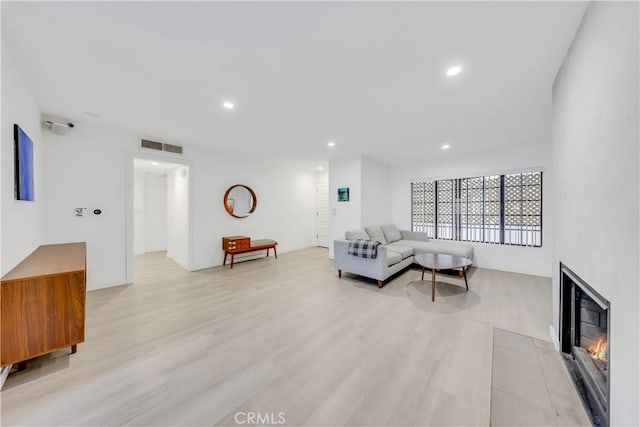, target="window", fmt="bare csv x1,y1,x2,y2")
437,179,455,240
459,175,501,244
411,171,542,247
